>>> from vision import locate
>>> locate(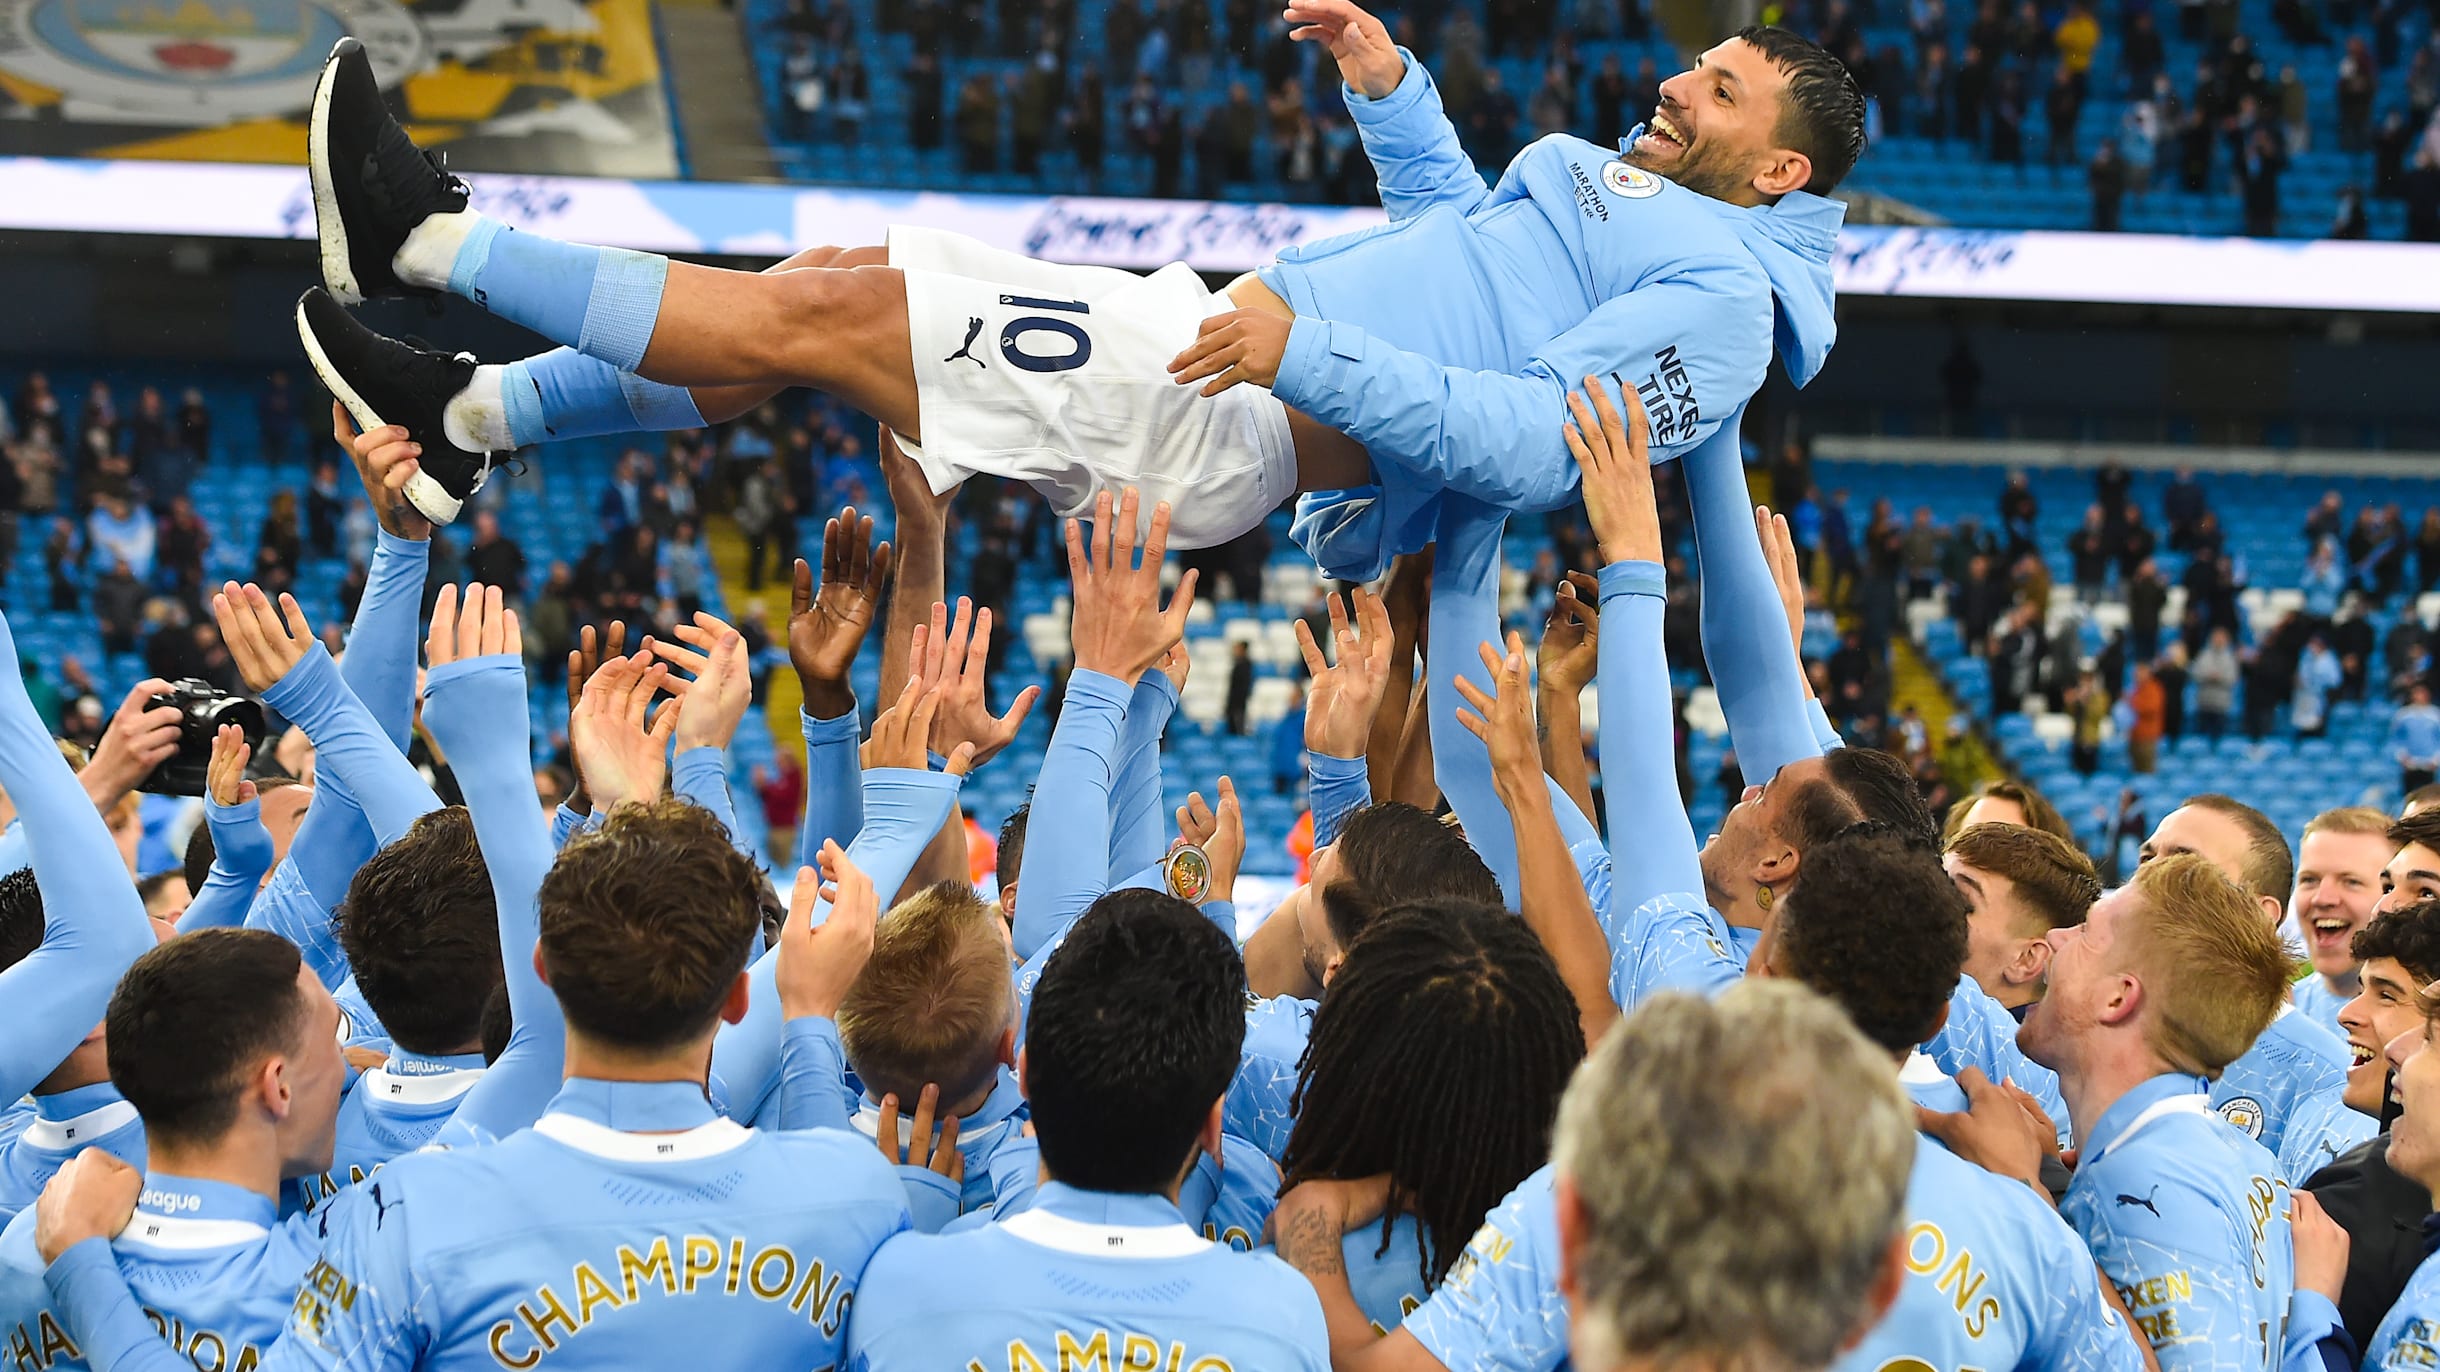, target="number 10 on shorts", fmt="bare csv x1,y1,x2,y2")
999,294,1093,374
